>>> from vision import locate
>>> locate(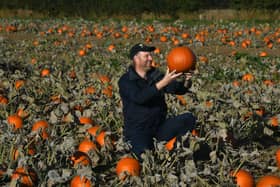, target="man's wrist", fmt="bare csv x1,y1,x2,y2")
184,80,192,88
156,79,167,90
